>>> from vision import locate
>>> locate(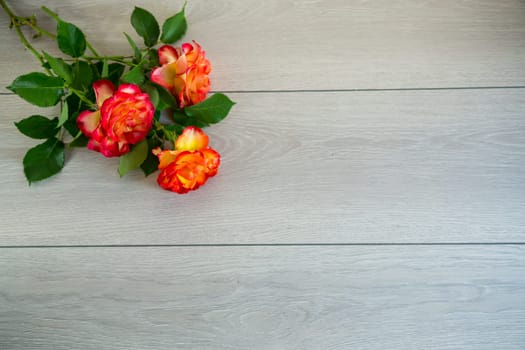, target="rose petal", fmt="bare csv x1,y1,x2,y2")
175,126,209,151
158,45,180,65
117,84,142,95
99,137,129,157
150,62,179,91
77,110,101,137
181,42,193,55
174,151,208,189
87,138,101,152
153,148,180,169
201,147,220,177
93,79,115,108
